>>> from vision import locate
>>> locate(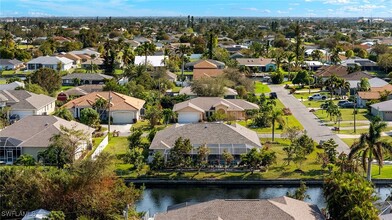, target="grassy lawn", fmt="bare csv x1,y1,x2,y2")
0,80,6,84
103,136,129,155
254,81,270,93
114,69,123,75
132,120,167,132
314,109,369,122
60,85,74,91
1,70,32,76
171,86,181,93
121,138,327,179
175,71,193,76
